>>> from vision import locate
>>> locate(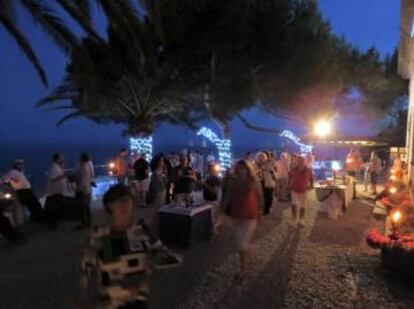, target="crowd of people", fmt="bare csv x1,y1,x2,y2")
0,147,315,307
